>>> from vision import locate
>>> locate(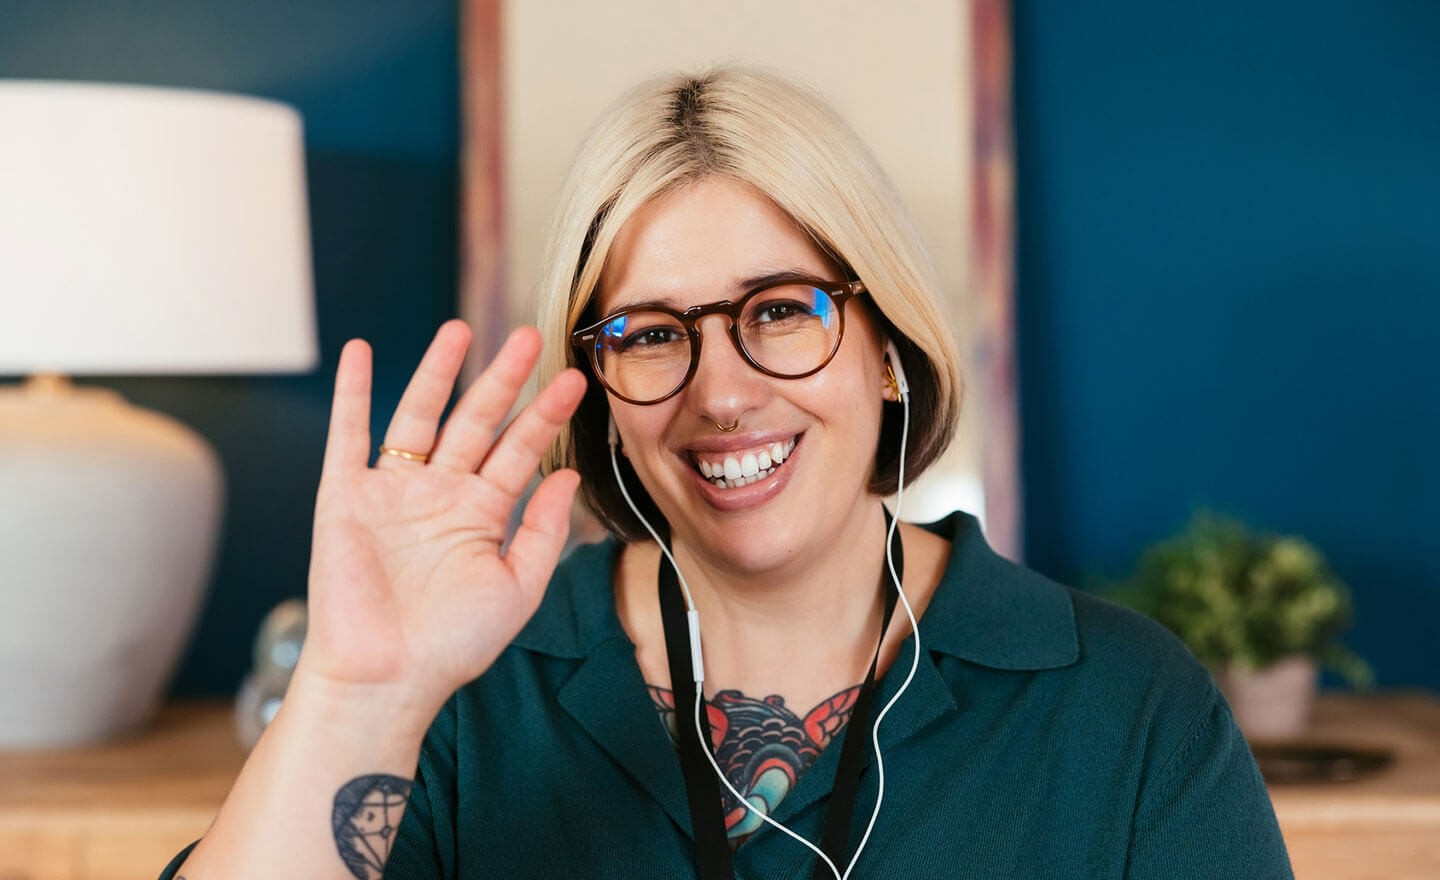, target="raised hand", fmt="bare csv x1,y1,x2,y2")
298,320,588,714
